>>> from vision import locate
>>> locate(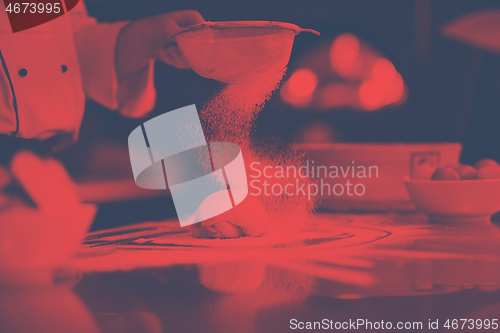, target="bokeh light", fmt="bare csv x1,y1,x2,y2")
330,33,364,80
287,69,318,98
280,68,318,108
281,34,407,111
